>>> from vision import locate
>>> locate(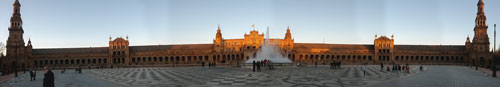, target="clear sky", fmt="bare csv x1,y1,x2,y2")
0,0,499,50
